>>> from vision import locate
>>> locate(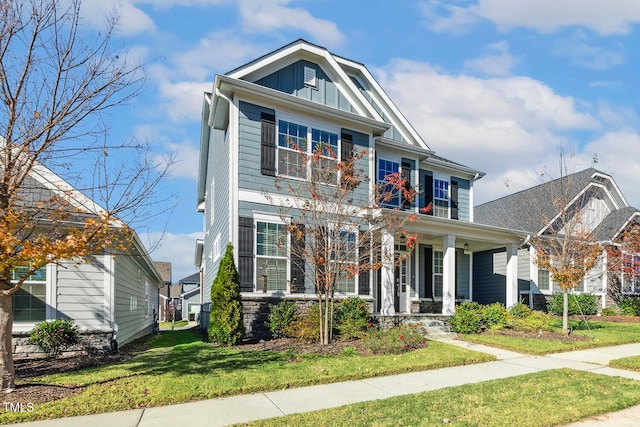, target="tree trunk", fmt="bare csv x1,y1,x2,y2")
323,294,330,344
0,292,15,391
562,290,569,336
